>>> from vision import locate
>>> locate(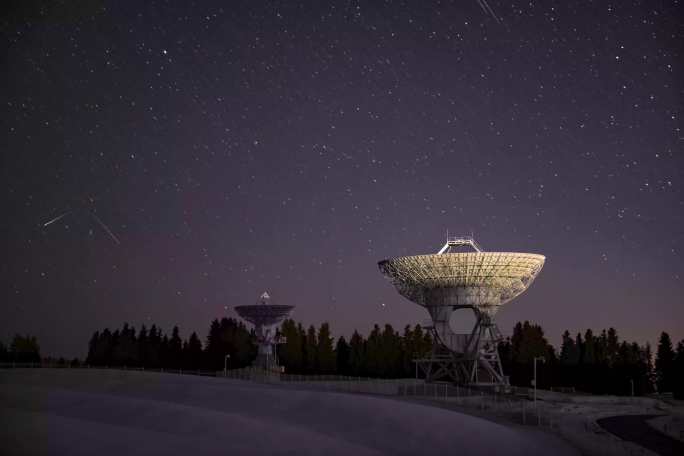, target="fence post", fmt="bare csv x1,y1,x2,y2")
522,401,526,424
